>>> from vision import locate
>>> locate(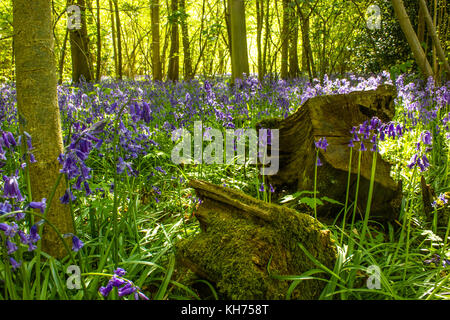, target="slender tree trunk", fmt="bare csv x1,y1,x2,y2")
161,9,171,79
417,0,426,43
95,0,101,81
151,0,162,81
14,0,74,258
167,0,179,81
262,0,270,77
69,0,93,82
288,3,300,78
391,0,434,79
58,29,69,84
109,0,118,77
300,11,314,79
224,0,232,61
113,0,122,80
256,0,263,81
419,0,450,81
280,0,289,79
229,0,249,82
179,0,193,81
